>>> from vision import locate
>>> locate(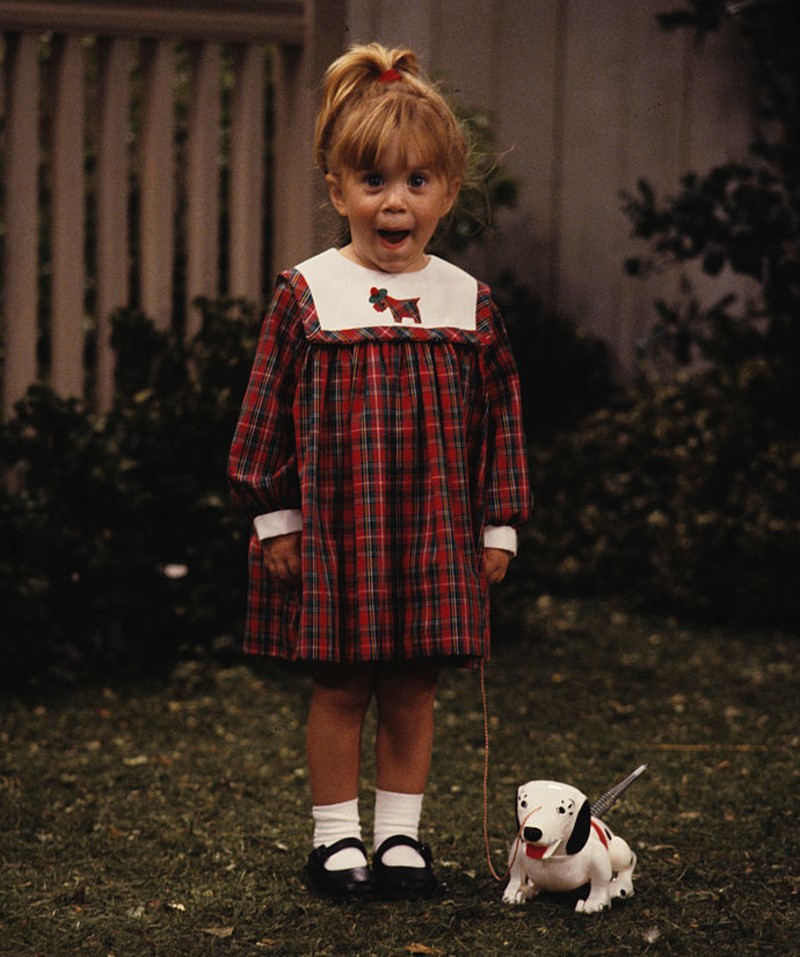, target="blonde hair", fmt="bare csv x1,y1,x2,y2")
314,43,467,184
